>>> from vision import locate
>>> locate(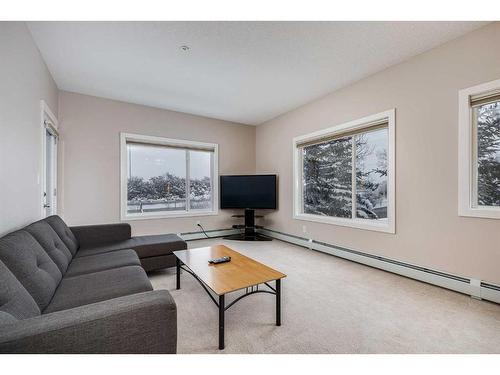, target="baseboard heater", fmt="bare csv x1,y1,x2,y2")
257,228,500,305
178,228,240,241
